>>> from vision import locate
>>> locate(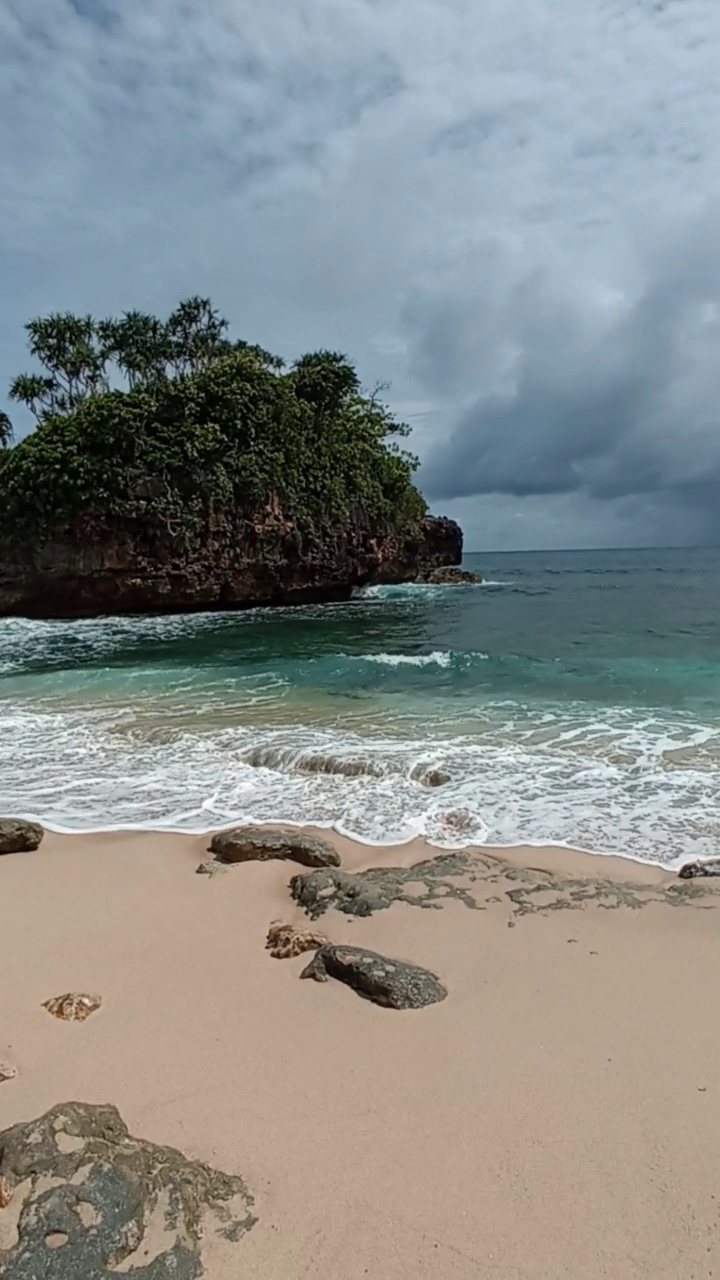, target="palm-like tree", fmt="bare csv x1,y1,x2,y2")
0,410,13,449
